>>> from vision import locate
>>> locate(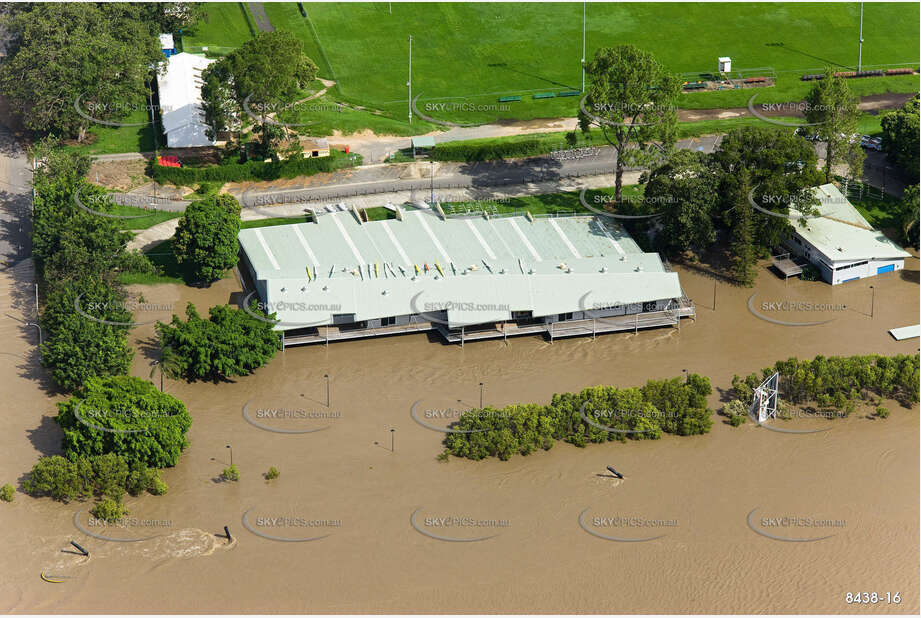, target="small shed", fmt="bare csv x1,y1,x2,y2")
160,33,176,57
301,137,330,158
718,57,732,73
411,136,436,159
